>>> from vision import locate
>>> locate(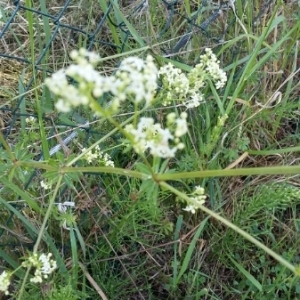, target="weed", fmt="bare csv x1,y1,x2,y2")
1,1,300,299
